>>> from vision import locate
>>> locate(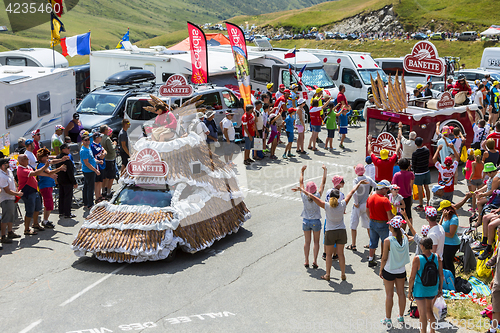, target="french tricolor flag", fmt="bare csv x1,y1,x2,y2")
61,32,91,57
284,48,296,59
